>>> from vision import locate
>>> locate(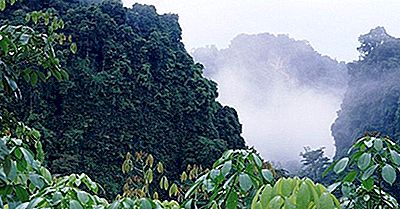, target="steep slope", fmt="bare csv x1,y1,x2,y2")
331,26,400,199
193,33,348,162
0,0,245,198
332,27,400,157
